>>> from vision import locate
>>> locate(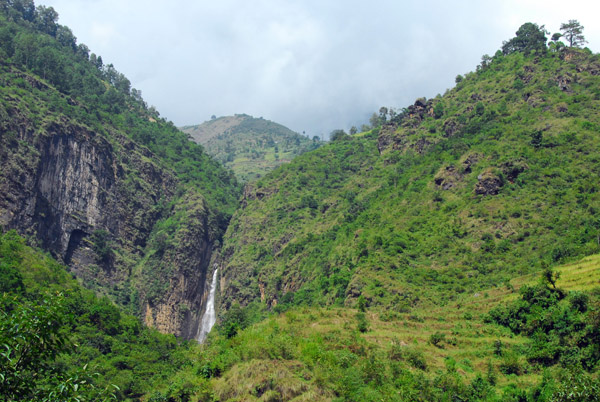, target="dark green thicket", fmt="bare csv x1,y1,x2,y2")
487,269,600,370
0,230,193,401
